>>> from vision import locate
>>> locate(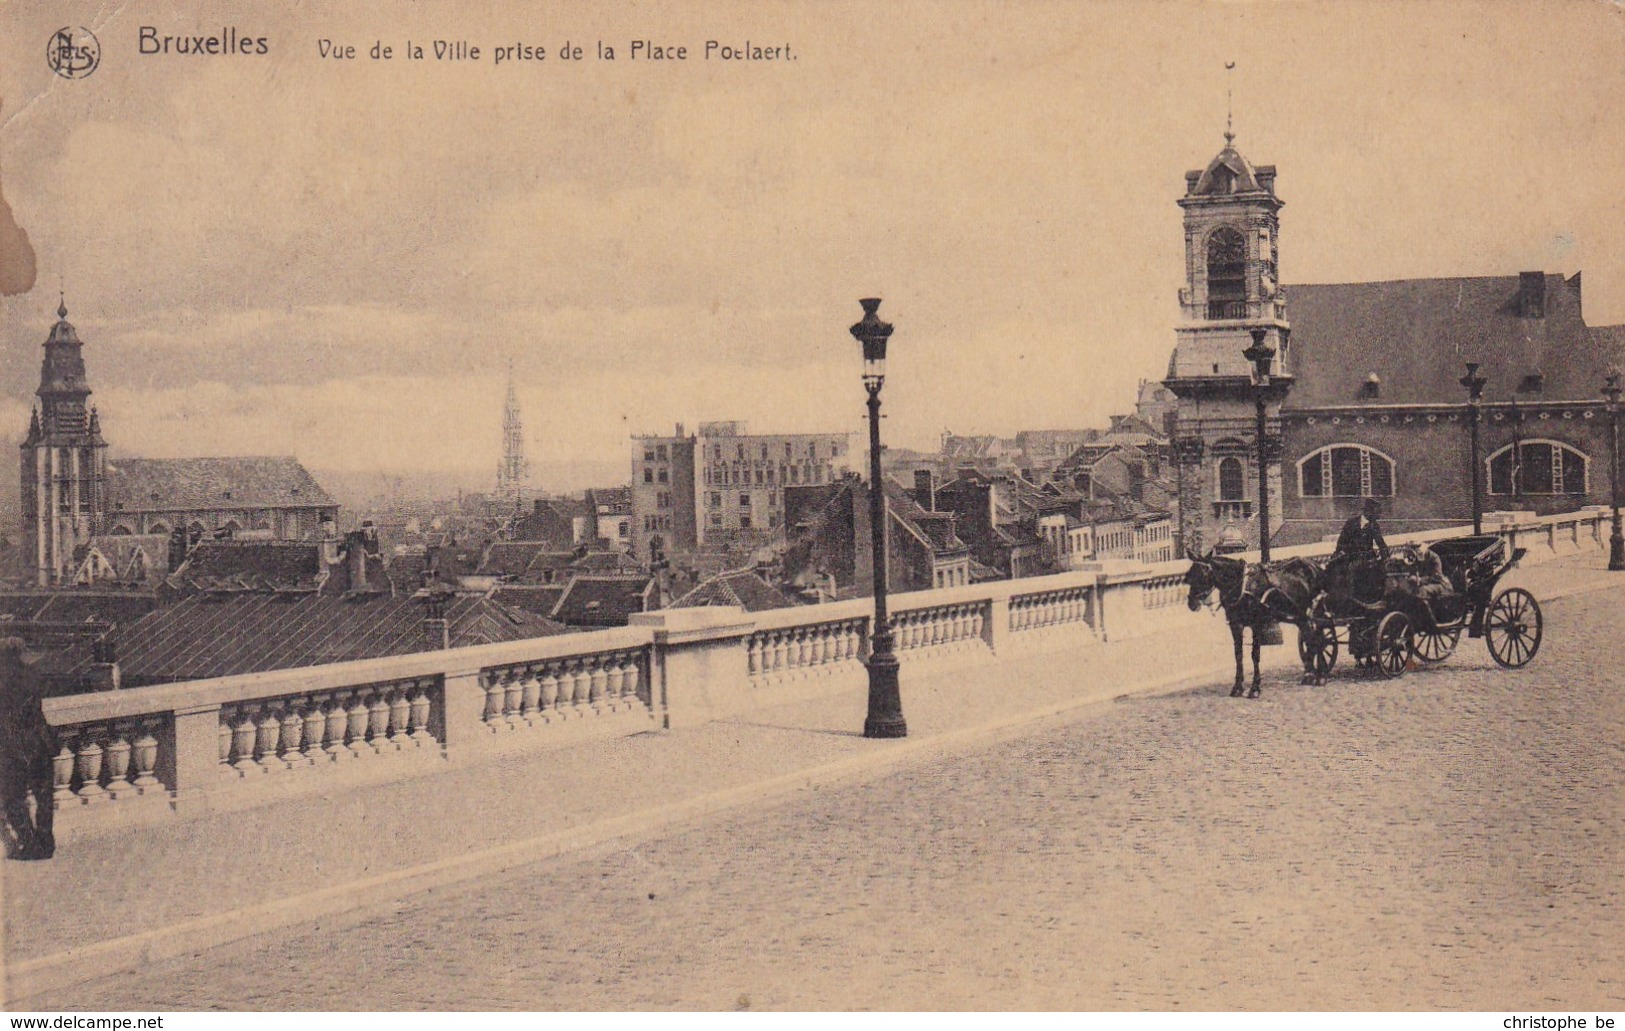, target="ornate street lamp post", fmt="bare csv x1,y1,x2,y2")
1242,328,1281,563
1604,369,1624,572
852,298,906,739
1460,362,1488,535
